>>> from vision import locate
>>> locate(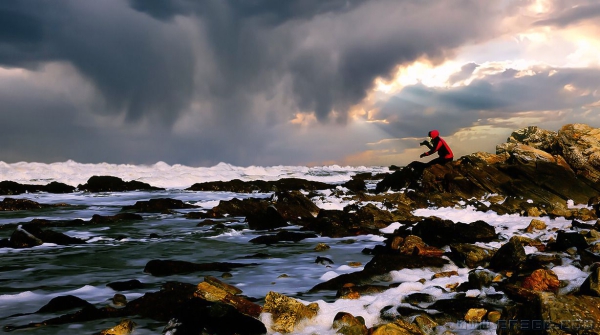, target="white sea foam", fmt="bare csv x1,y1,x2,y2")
0,160,389,189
